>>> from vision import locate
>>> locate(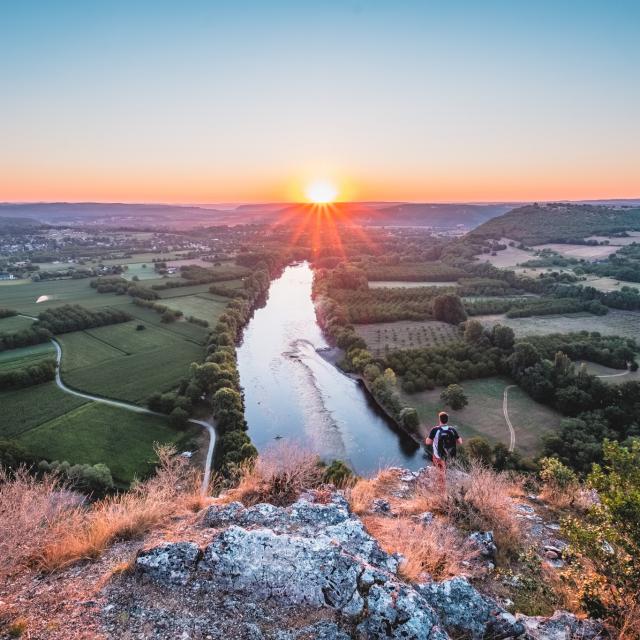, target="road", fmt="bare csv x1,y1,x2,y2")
49,338,215,494
502,385,517,452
